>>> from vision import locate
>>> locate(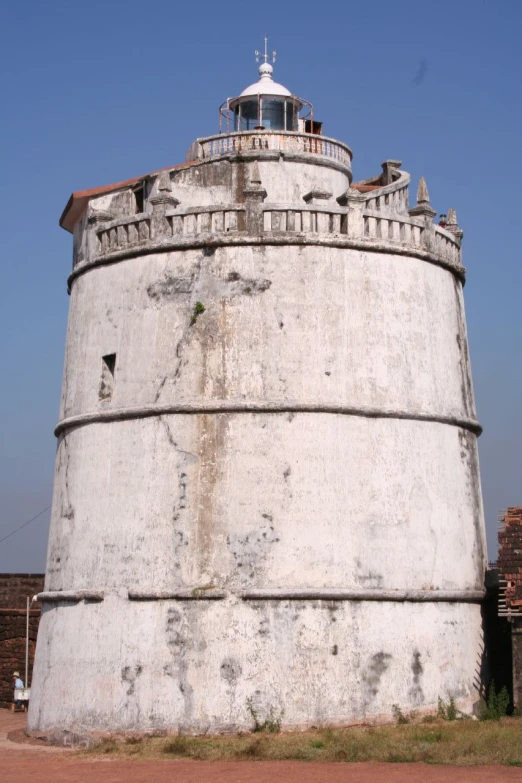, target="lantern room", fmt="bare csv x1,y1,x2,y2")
219,39,317,134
